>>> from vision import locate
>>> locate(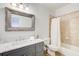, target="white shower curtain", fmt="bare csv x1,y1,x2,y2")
51,17,61,49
